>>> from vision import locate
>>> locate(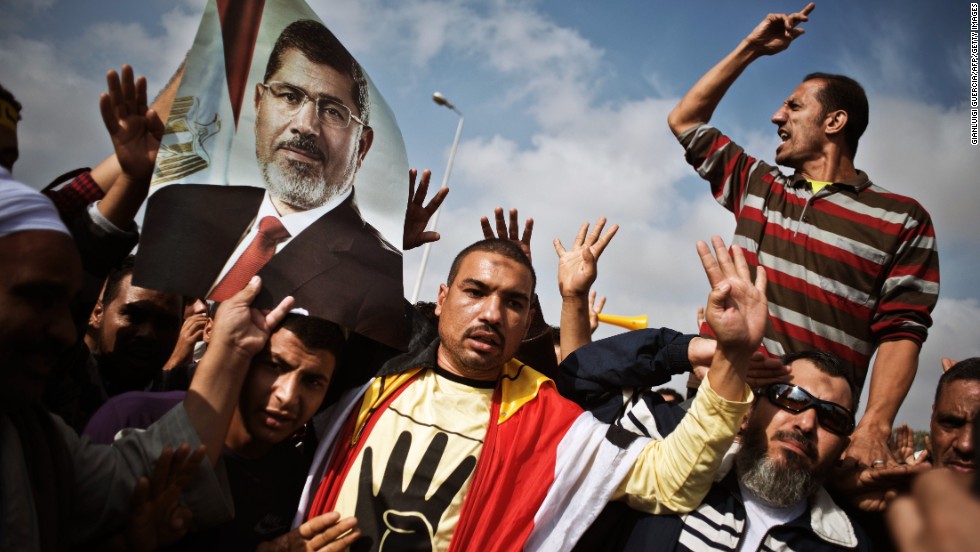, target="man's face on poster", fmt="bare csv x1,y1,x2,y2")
254,47,373,212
